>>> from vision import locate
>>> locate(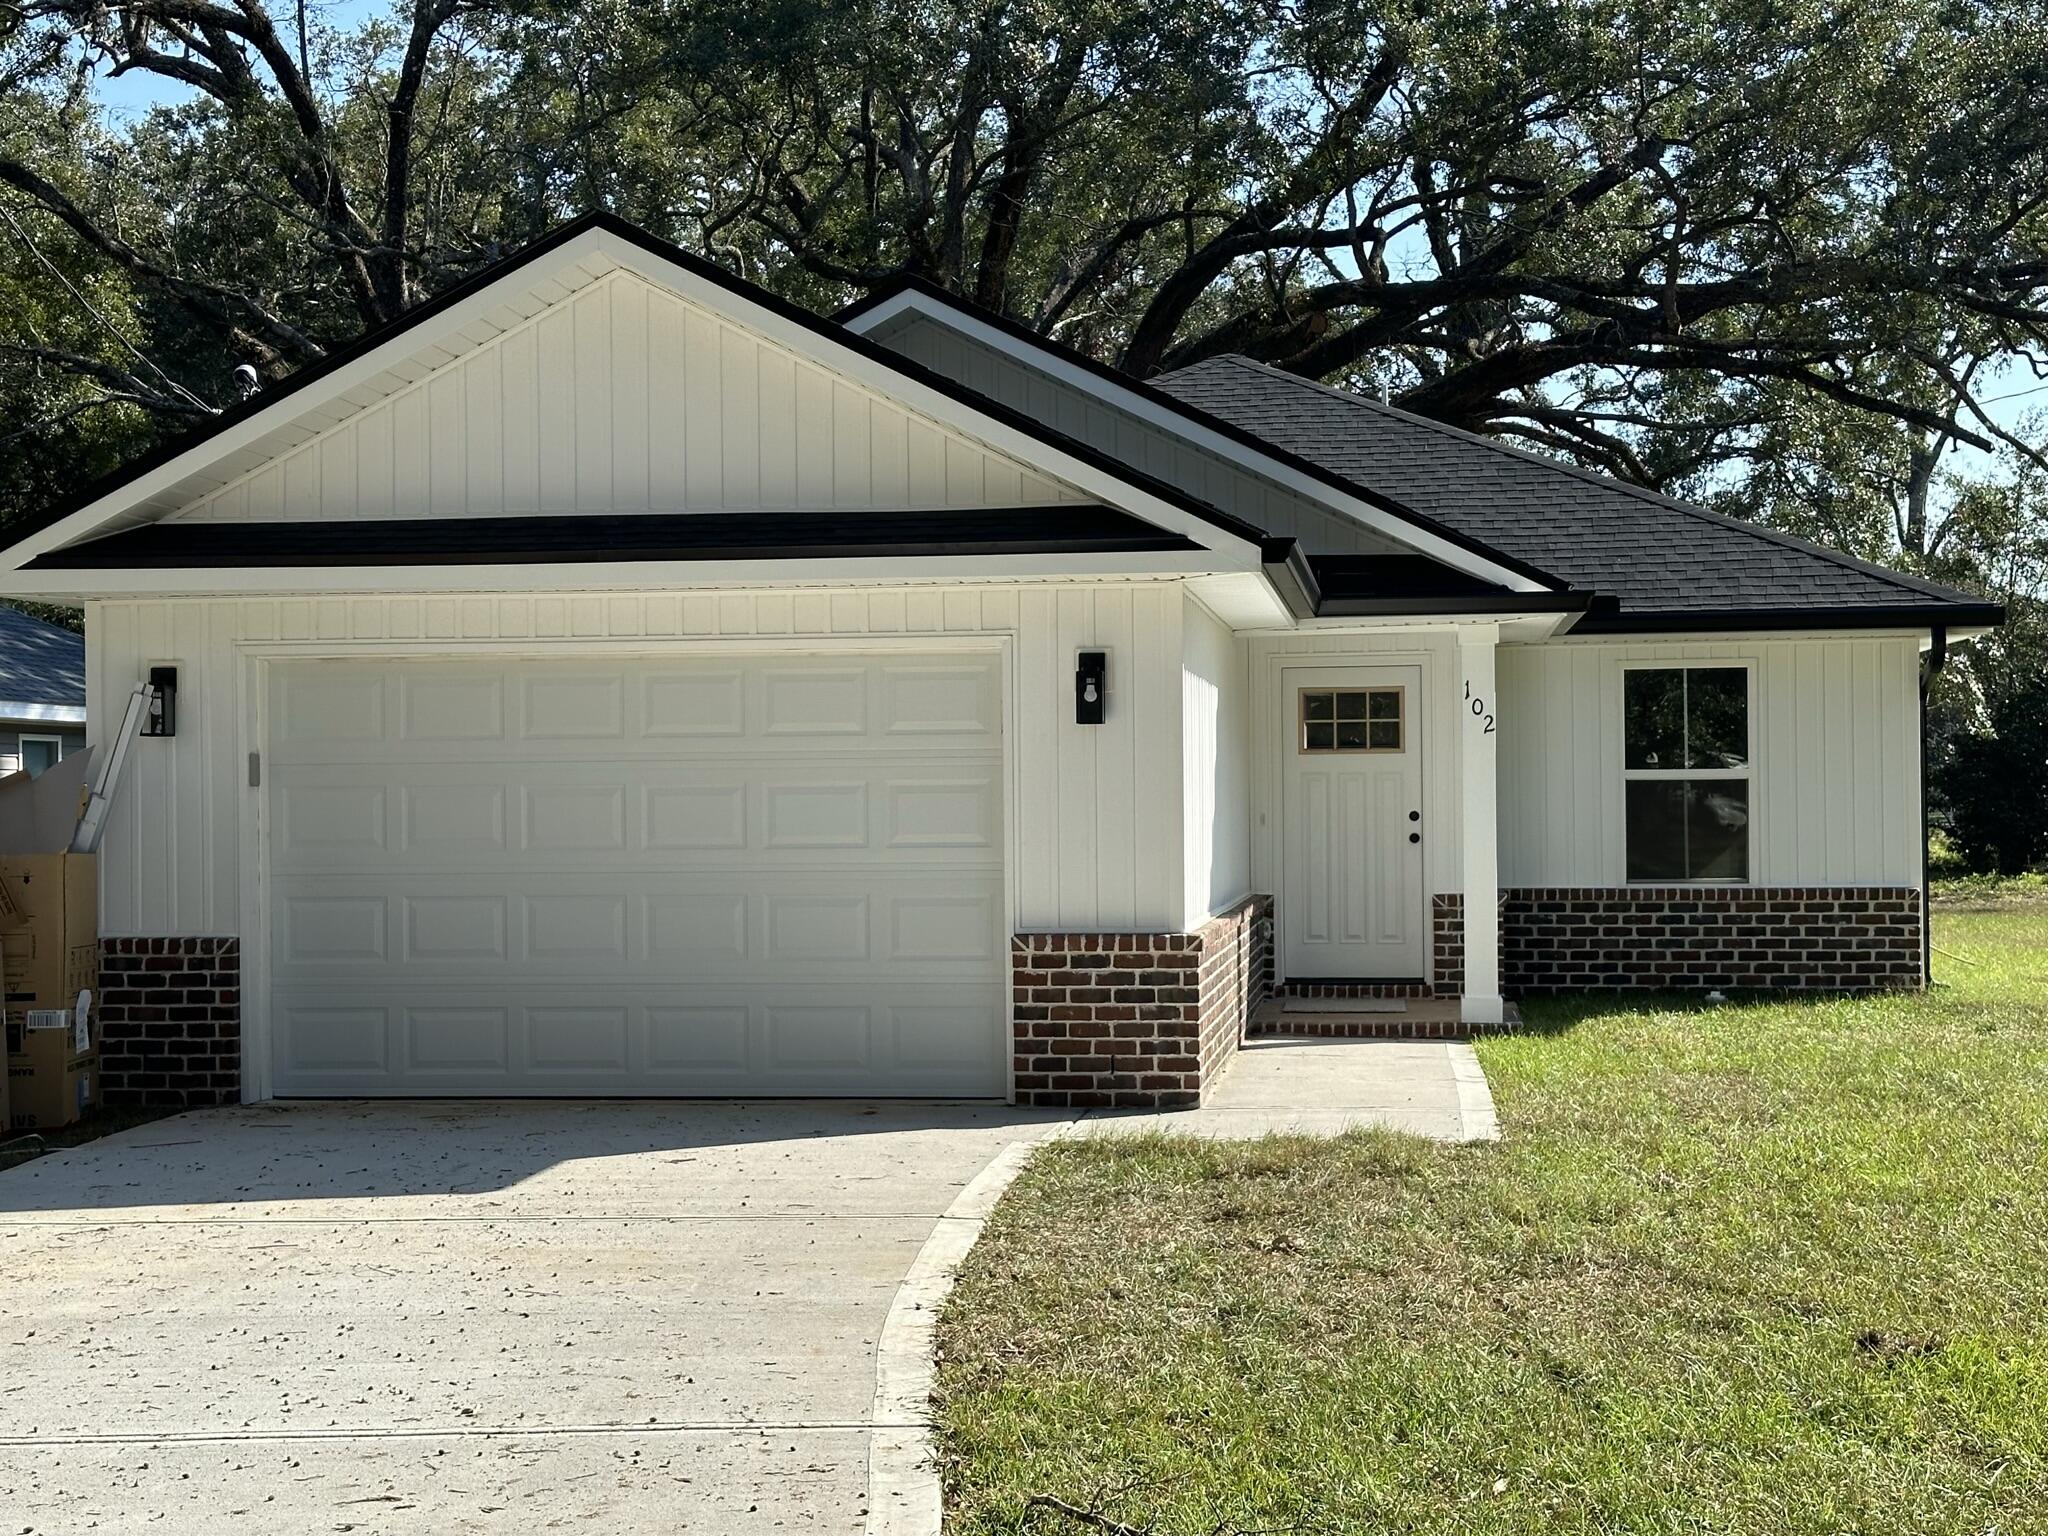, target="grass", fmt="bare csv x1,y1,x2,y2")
935,909,2048,1535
